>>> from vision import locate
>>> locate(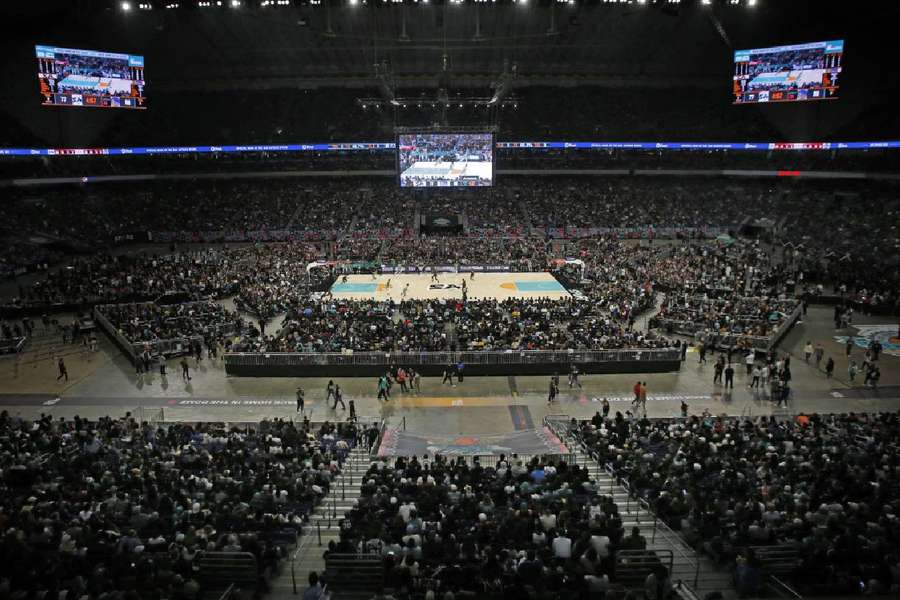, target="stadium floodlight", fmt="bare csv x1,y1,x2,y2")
121,1,132,10
701,0,711,4
748,0,757,5
230,0,241,6
350,0,358,5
